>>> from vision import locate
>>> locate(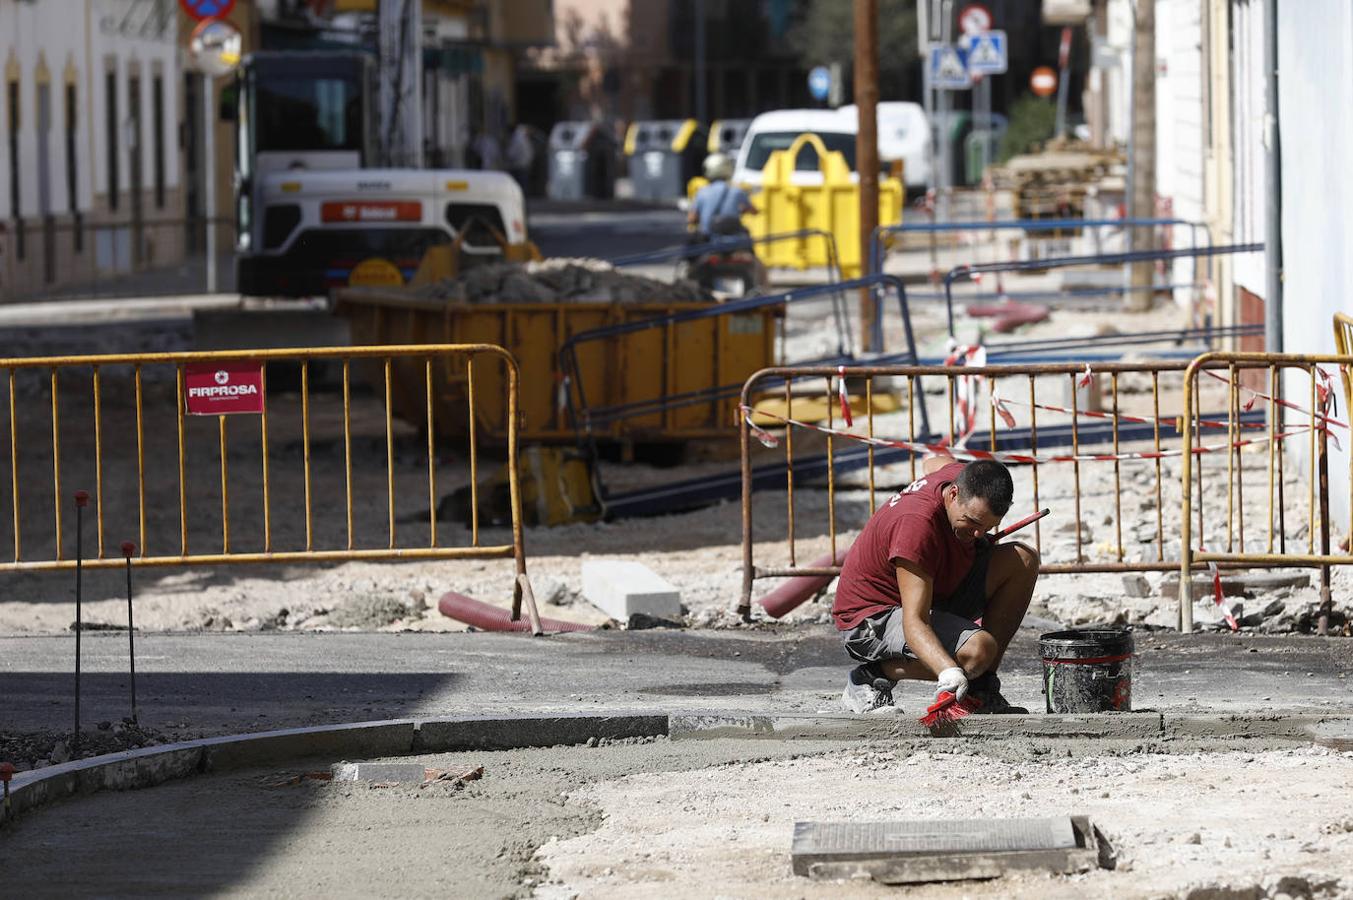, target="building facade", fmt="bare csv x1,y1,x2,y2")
1,0,189,300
